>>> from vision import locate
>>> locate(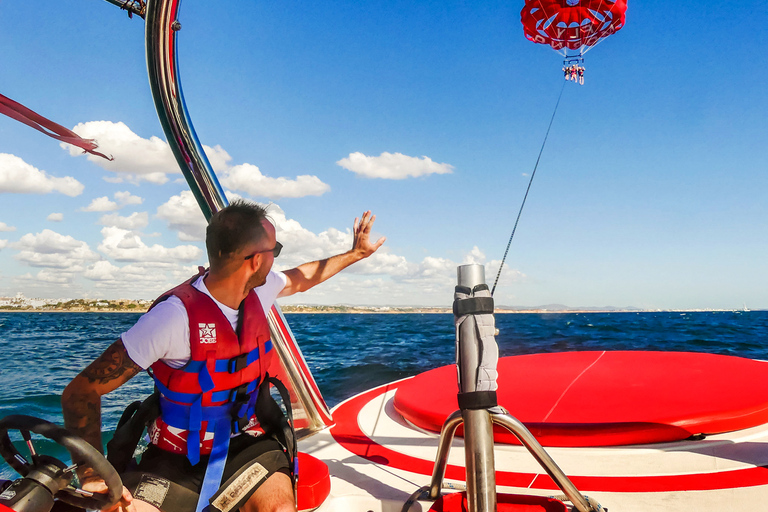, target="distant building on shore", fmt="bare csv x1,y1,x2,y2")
0,293,150,312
